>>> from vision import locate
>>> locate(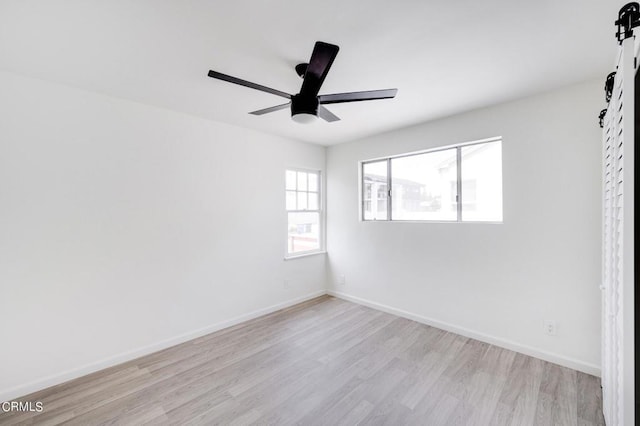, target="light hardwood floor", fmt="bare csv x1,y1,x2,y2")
0,296,604,425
